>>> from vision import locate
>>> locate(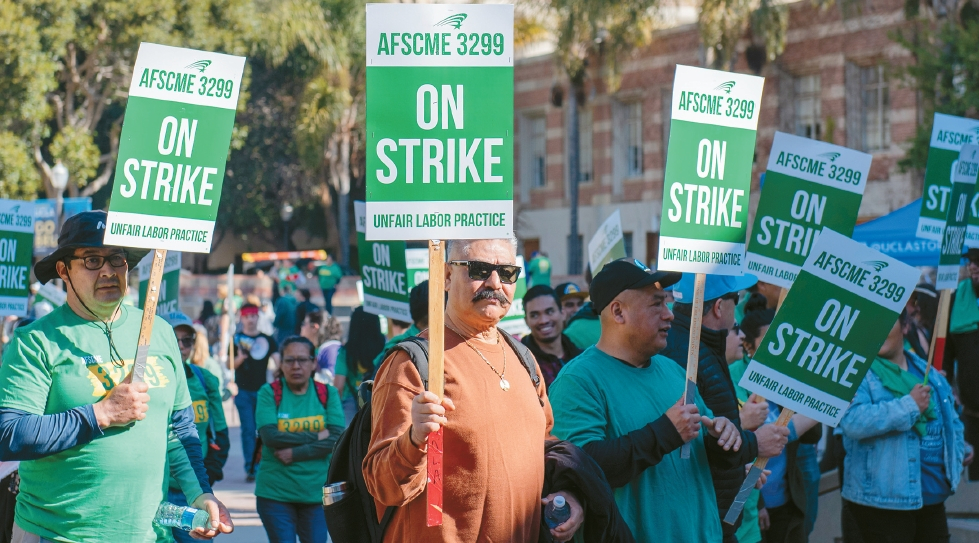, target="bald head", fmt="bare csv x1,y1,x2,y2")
447,238,518,262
